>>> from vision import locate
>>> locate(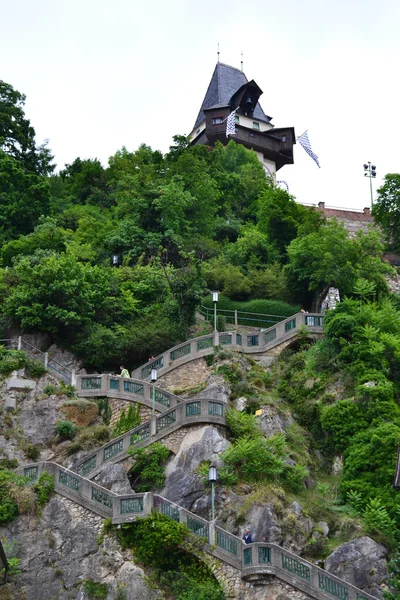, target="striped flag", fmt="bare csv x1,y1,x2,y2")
297,131,320,168
226,108,238,137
